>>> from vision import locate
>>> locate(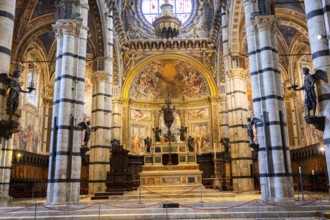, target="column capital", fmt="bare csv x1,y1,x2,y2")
252,15,277,32
91,71,111,83
52,21,86,37
228,68,248,79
